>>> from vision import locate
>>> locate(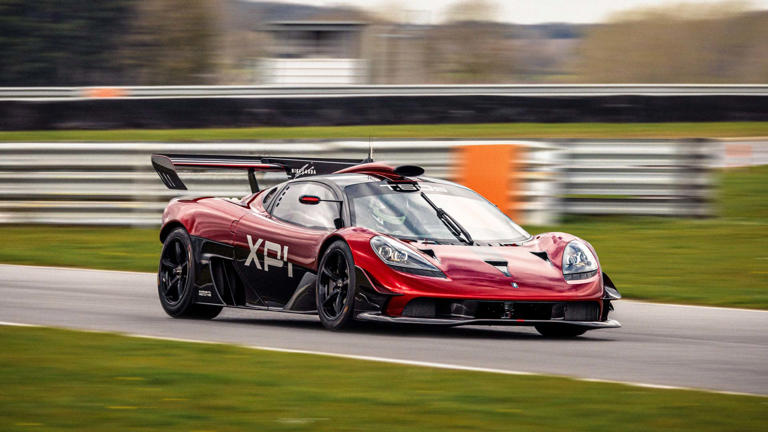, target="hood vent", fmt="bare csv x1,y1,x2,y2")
420,249,438,260
530,251,550,263
485,260,511,277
